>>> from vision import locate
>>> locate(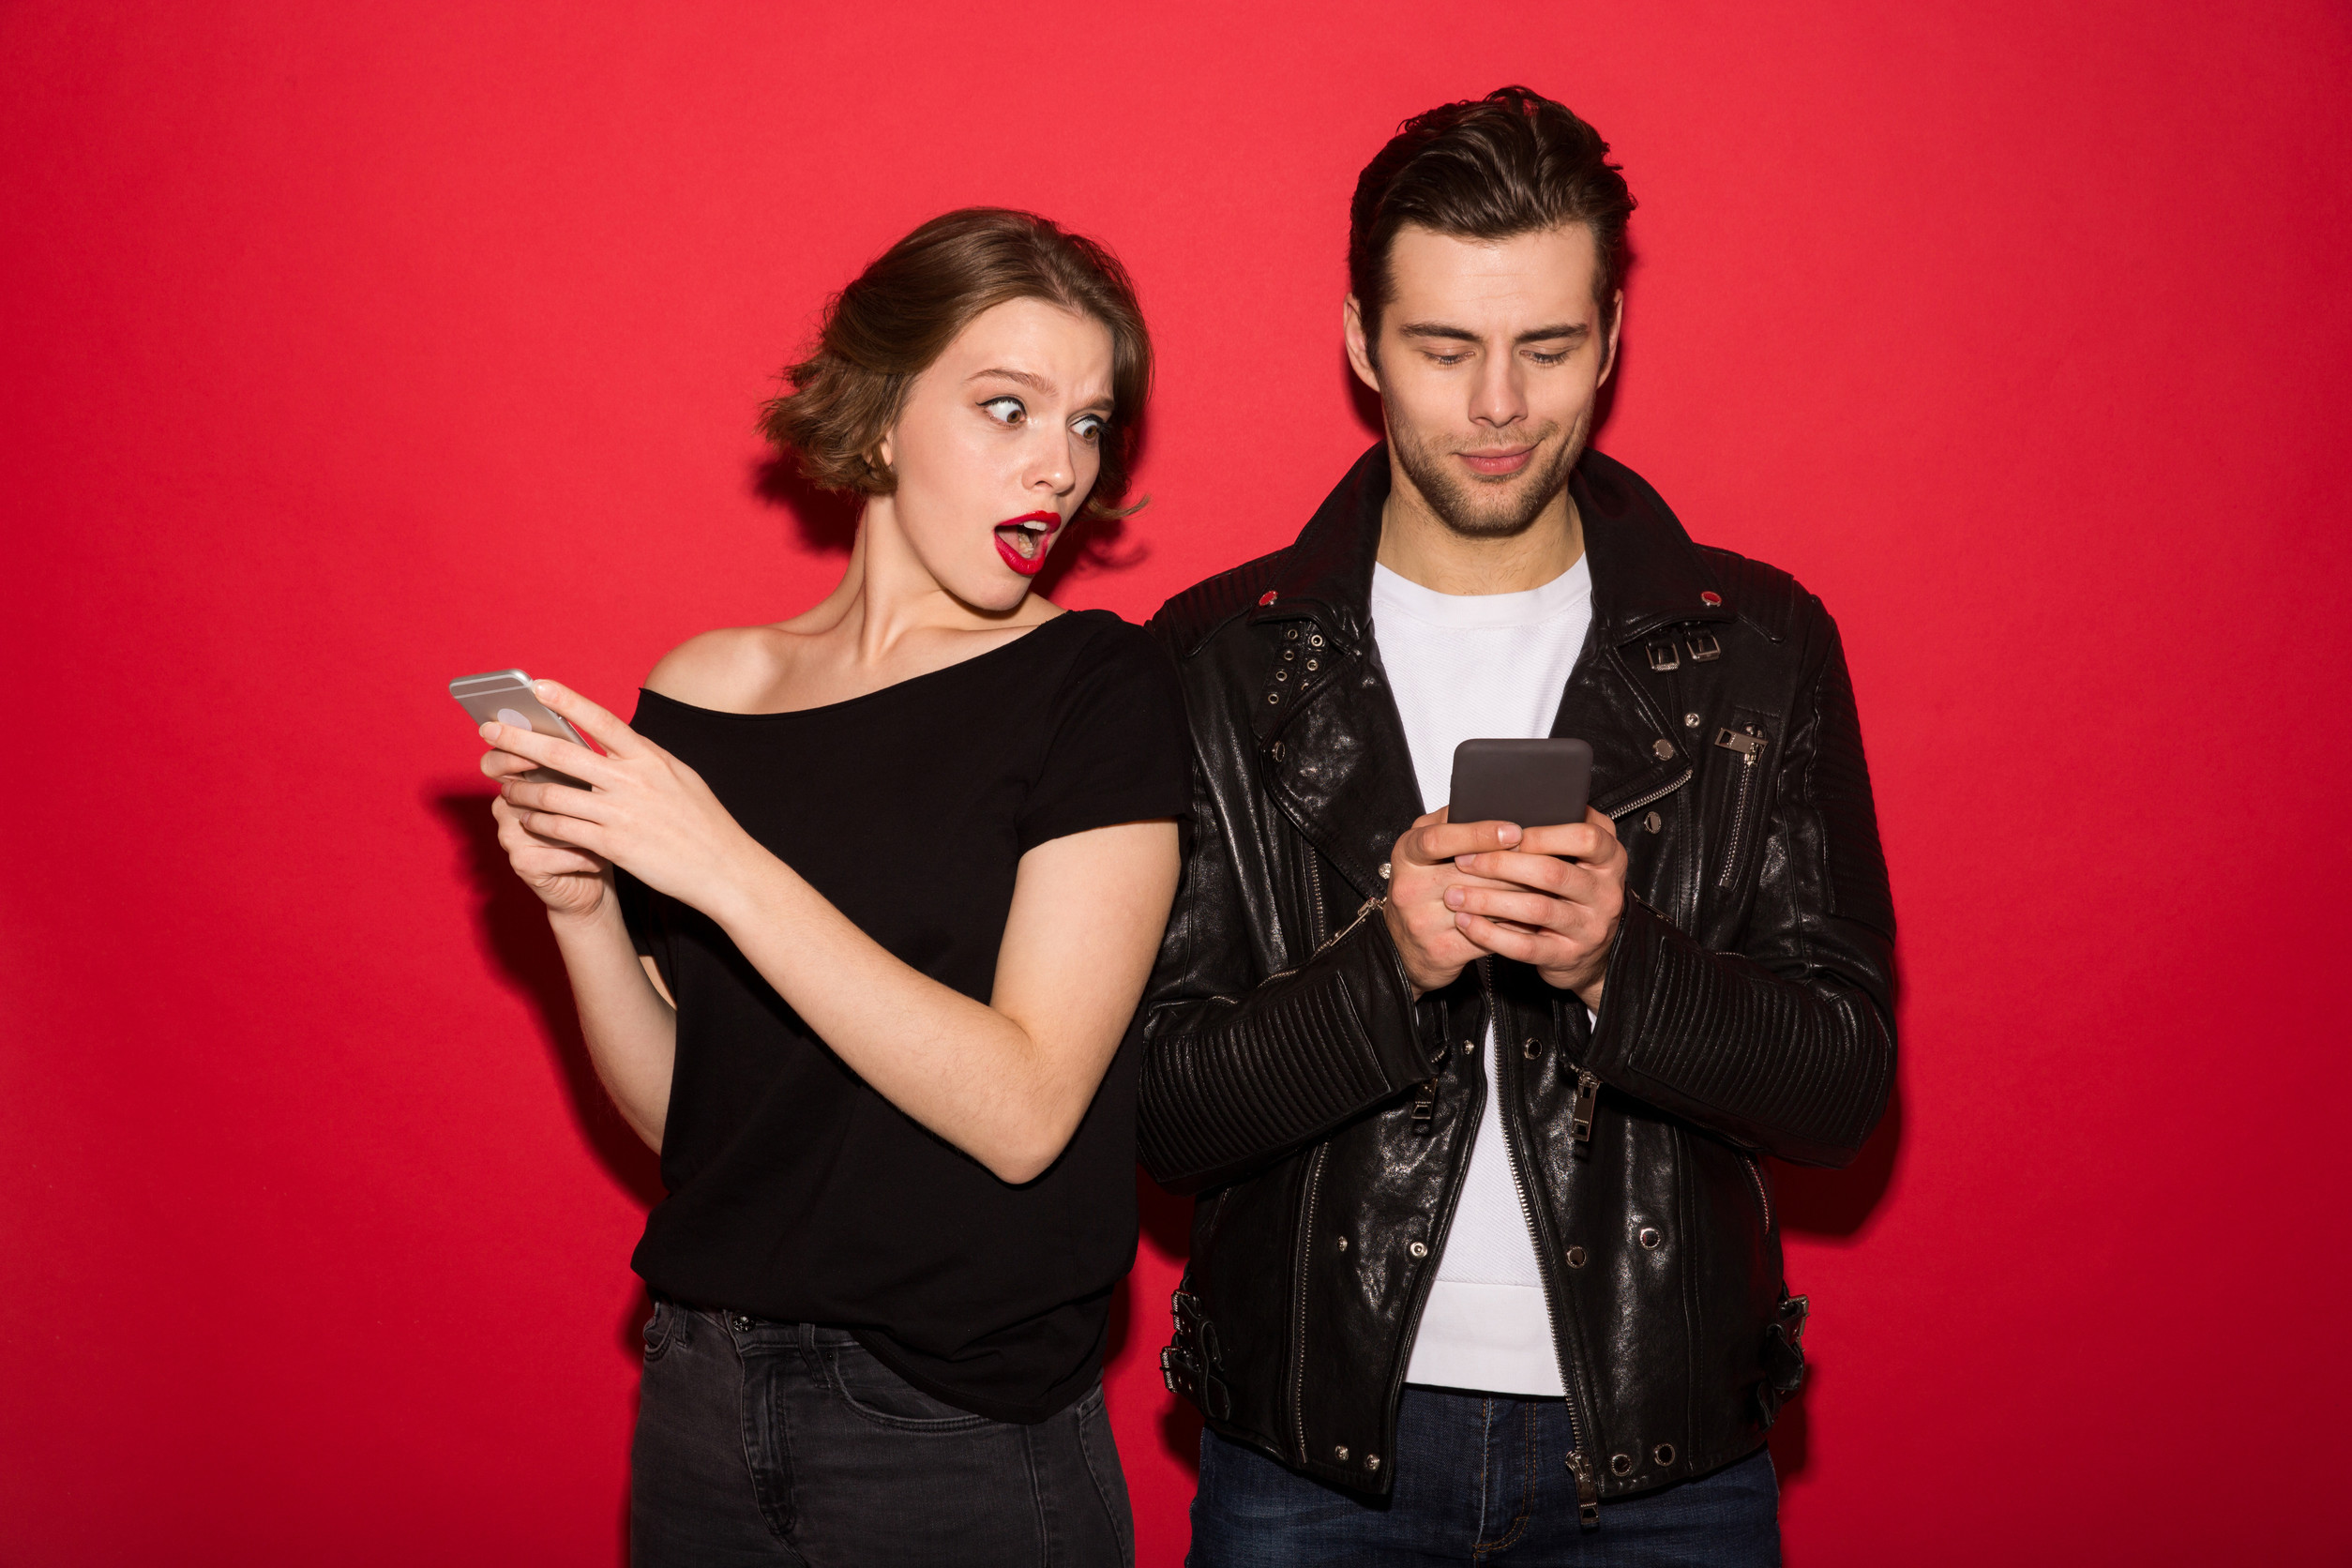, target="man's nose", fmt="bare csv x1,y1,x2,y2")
1470,355,1528,429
